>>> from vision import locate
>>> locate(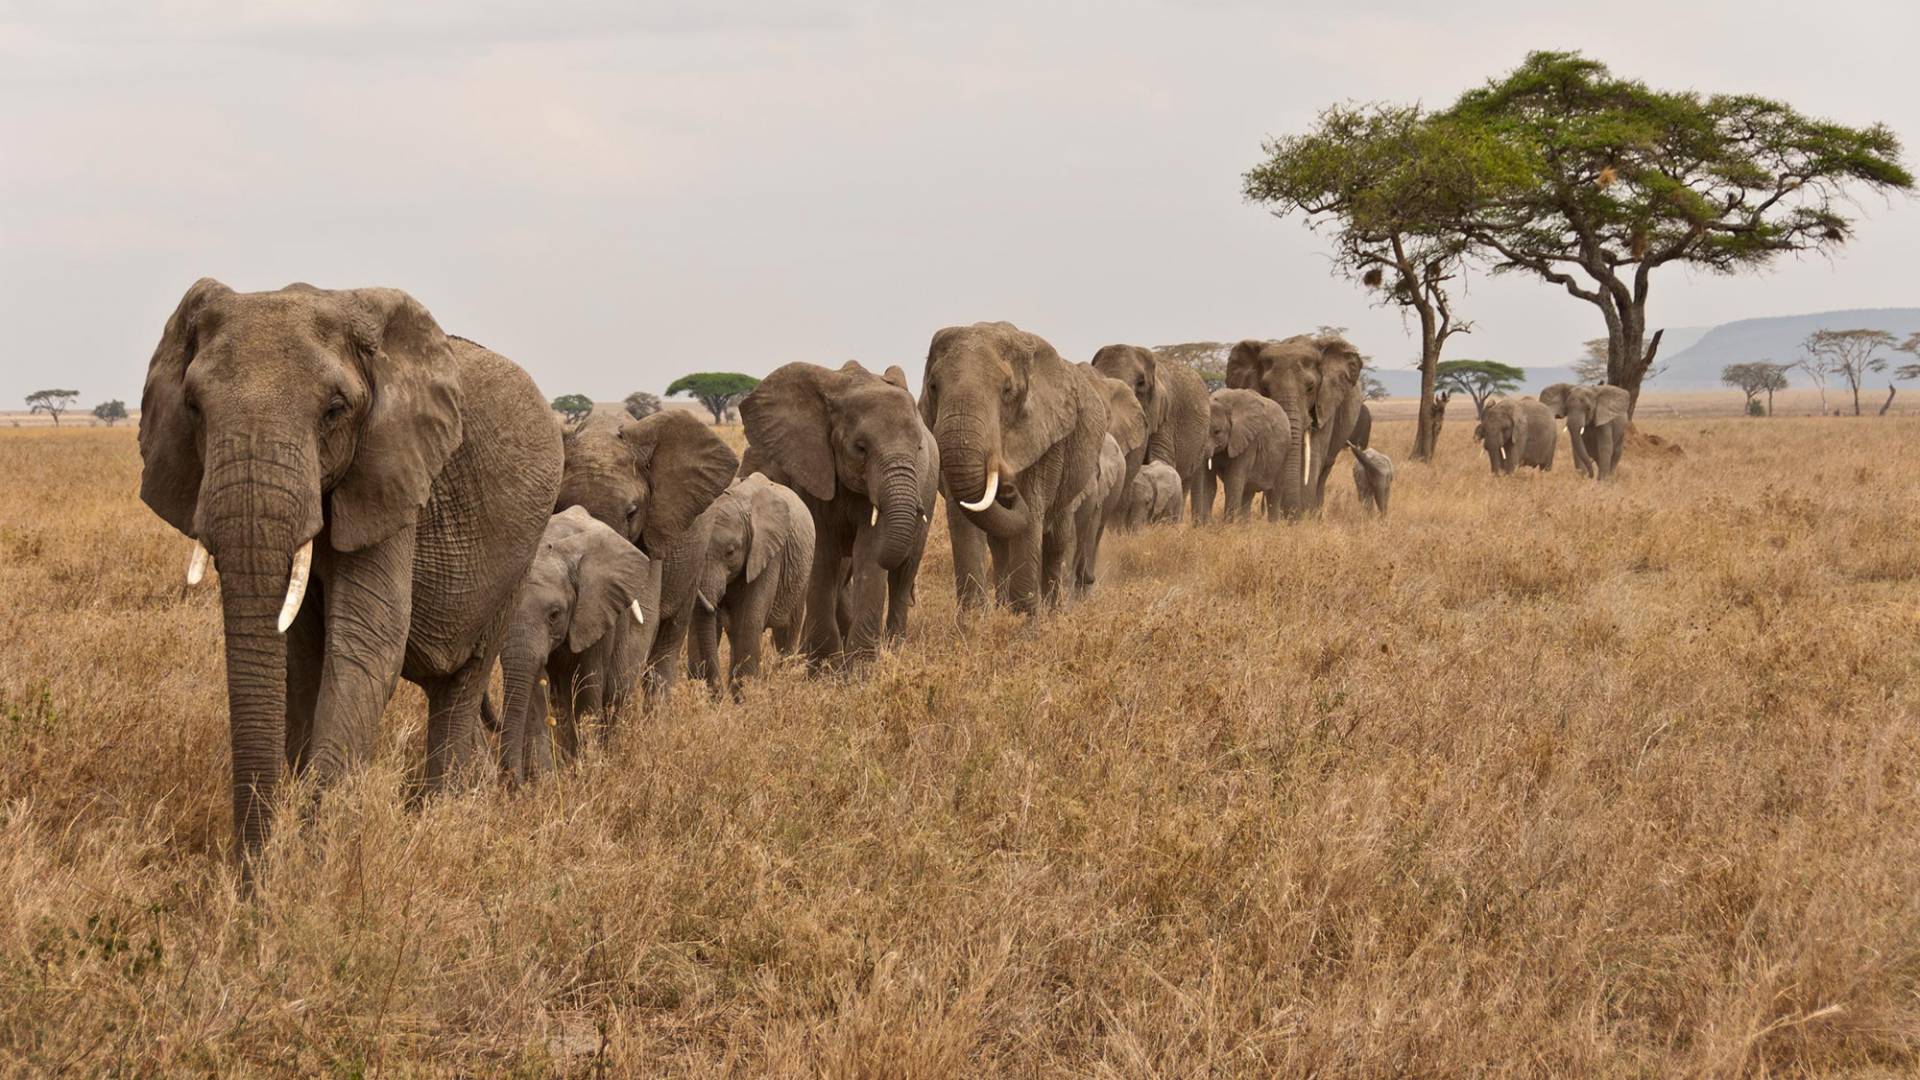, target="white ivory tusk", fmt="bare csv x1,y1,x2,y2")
186,541,209,586
276,540,313,634
959,470,999,511
631,599,646,625
870,505,879,527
